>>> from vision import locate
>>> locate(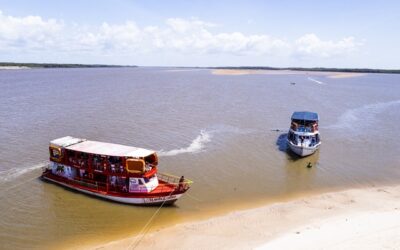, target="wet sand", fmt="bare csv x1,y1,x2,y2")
212,69,366,78
87,184,400,250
